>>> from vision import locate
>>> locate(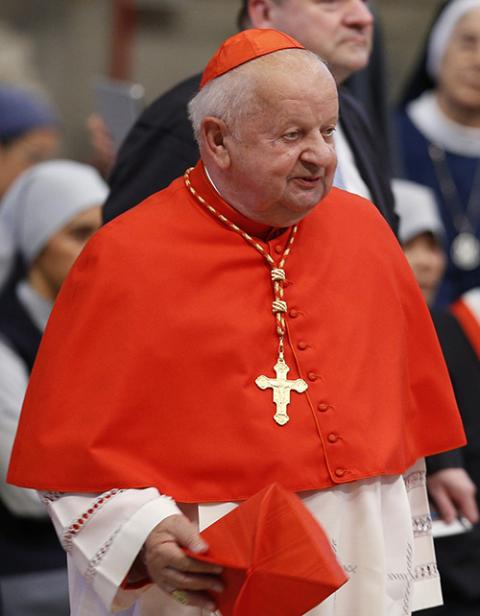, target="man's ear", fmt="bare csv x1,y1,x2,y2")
248,0,277,28
201,117,231,169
